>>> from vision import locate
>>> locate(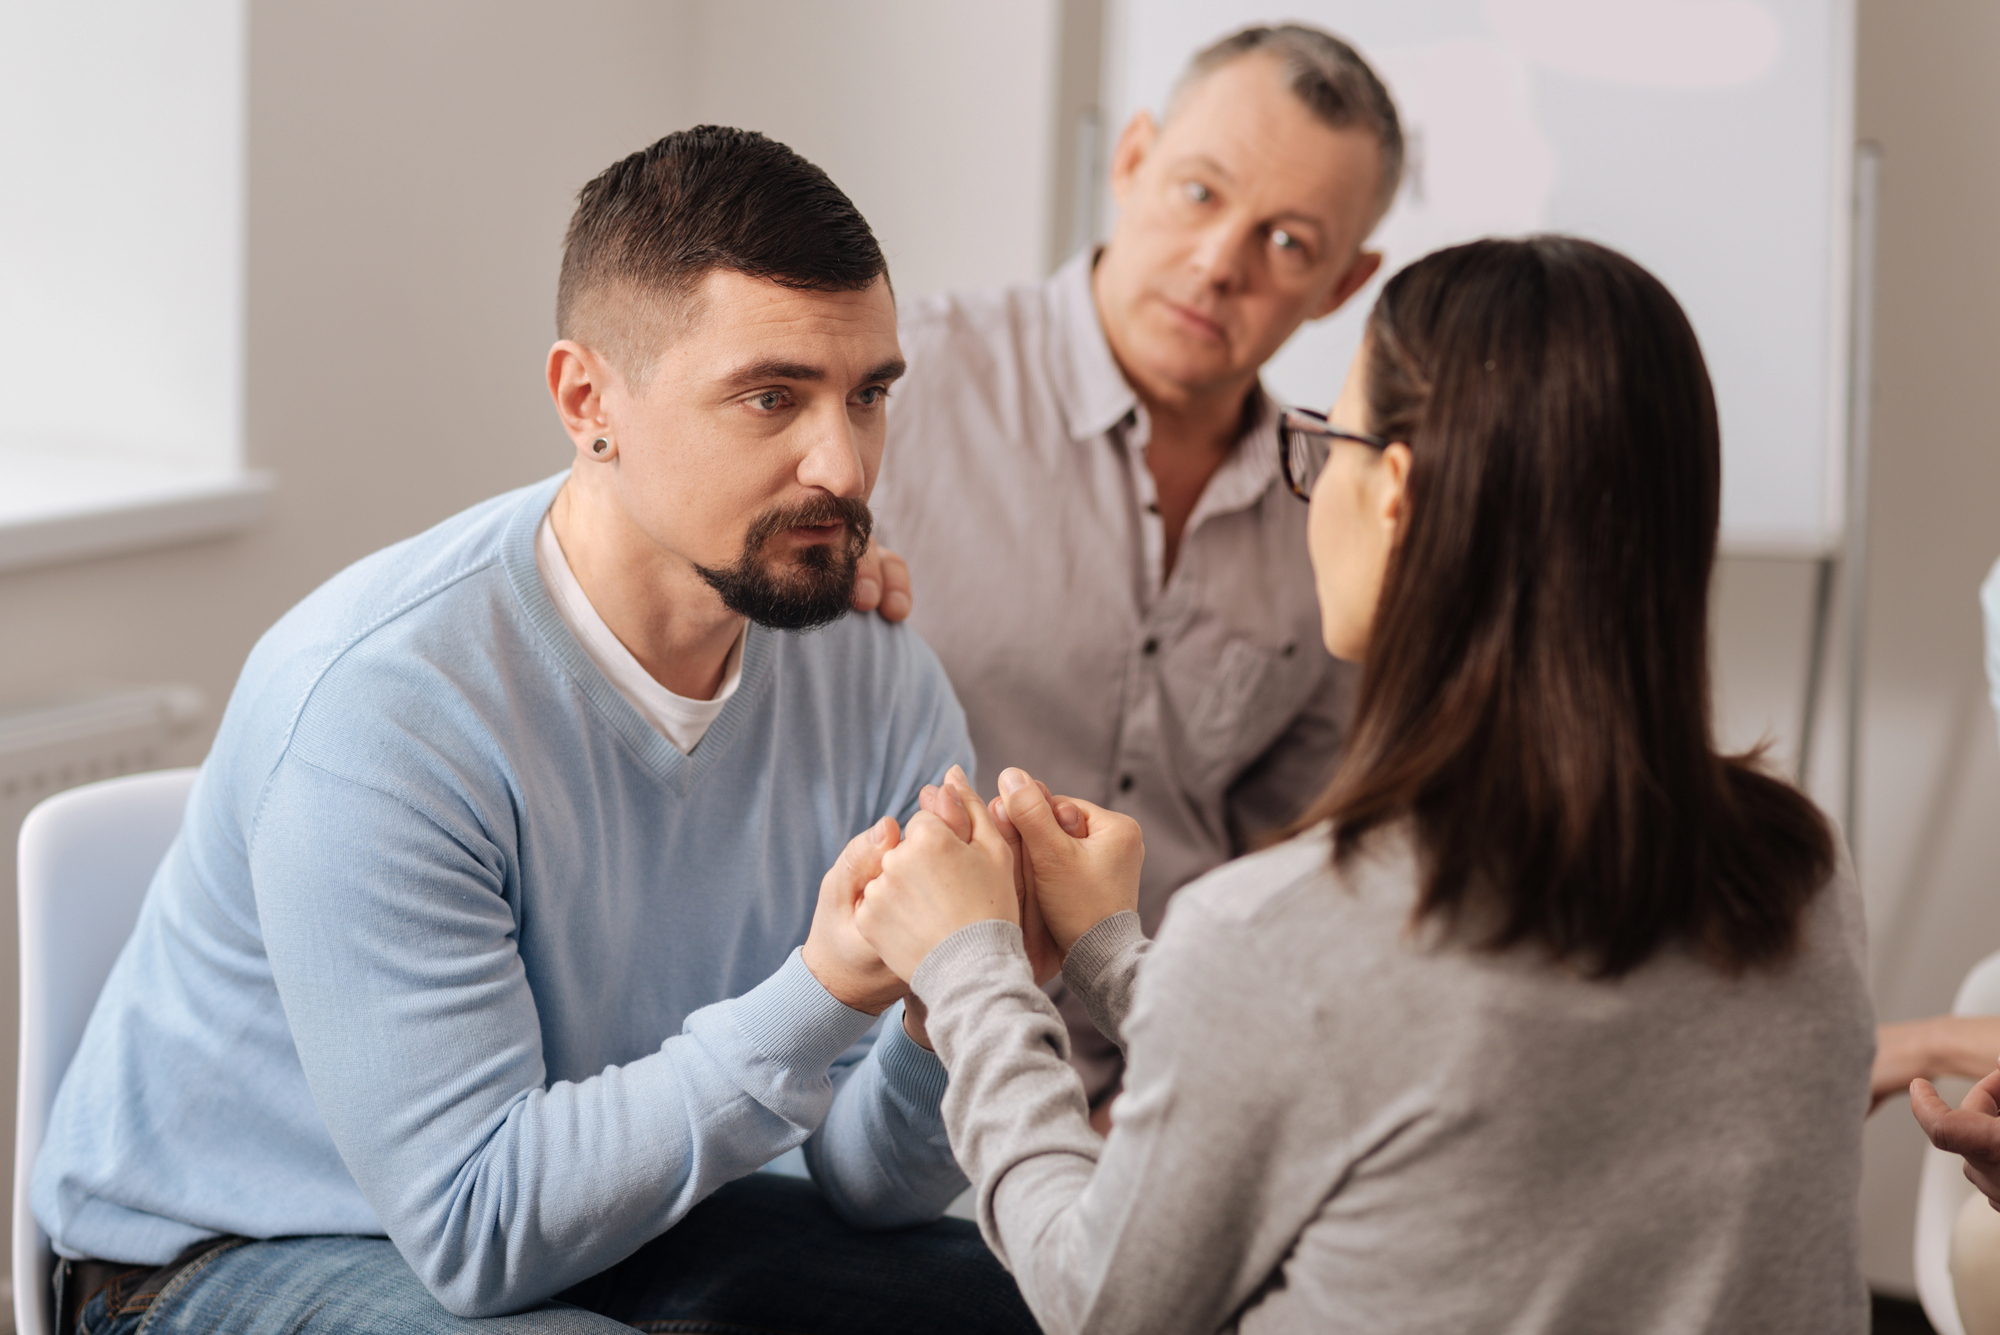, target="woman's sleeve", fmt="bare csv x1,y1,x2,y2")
912,906,1331,1335
1057,911,1148,1049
